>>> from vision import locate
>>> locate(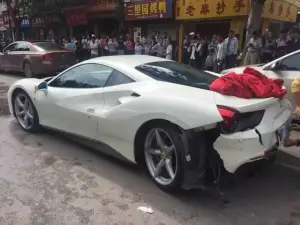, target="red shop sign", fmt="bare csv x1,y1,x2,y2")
66,10,87,26
2,11,9,27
